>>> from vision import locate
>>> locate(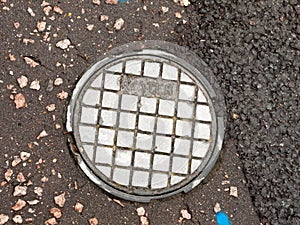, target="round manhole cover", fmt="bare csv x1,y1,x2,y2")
67,41,226,202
